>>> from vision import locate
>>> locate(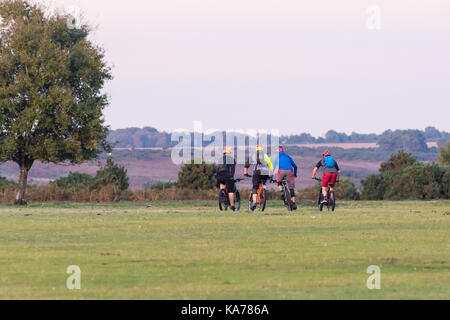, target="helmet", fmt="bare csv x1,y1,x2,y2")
223,147,232,155
322,150,331,157
278,146,285,152
256,144,264,152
